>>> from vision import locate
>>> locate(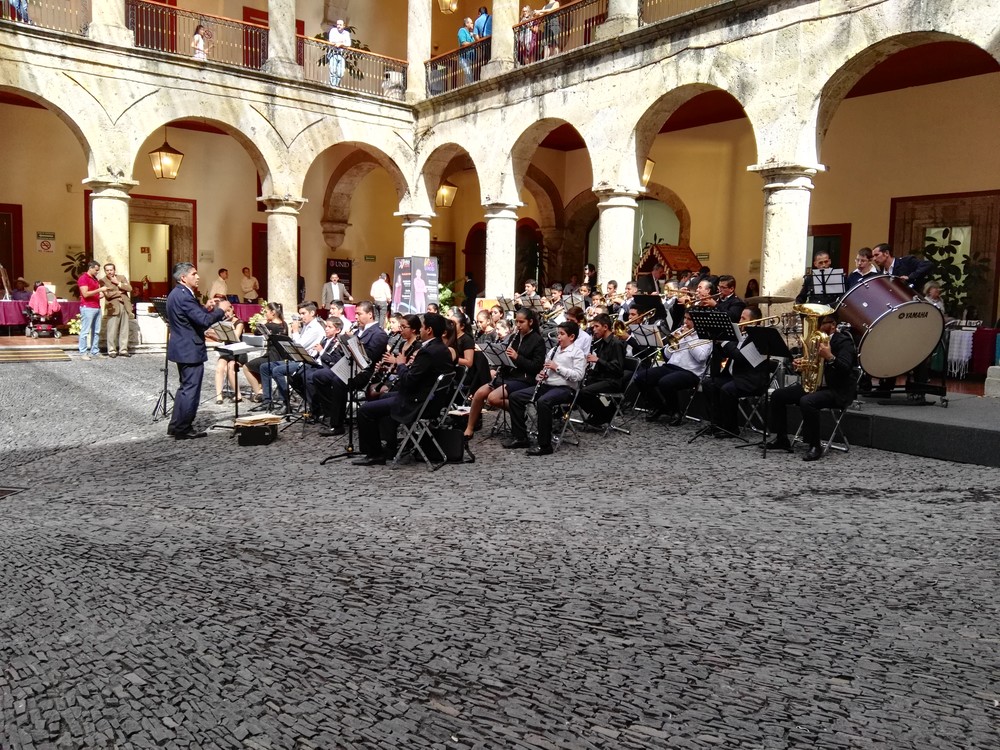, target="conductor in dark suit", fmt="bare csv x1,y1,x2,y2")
767,313,857,461
165,262,229,439
354,312,454,465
